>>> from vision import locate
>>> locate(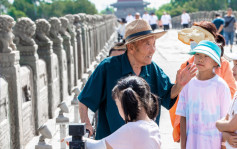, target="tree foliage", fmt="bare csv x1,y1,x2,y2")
156,0,236,17
5,0,98,20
